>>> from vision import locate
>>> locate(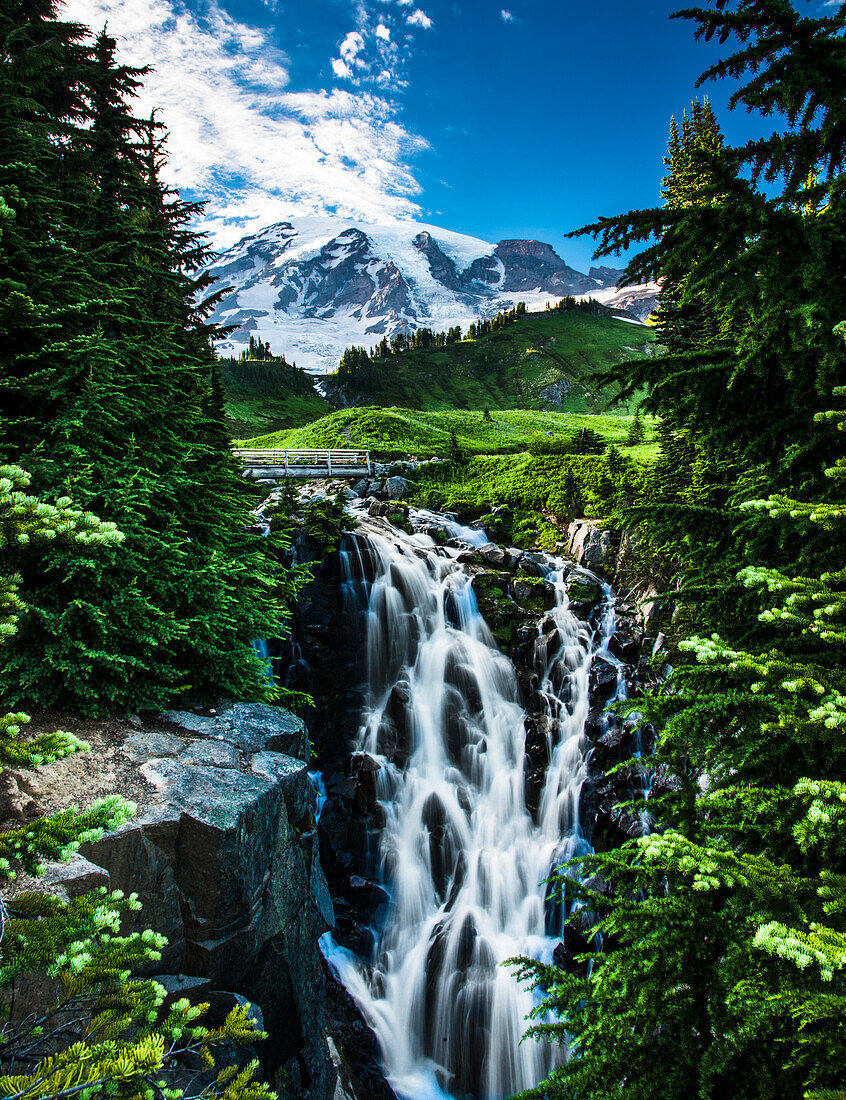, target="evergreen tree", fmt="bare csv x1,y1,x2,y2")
625,409,645,446
0,7,301,712
515,5,846,1098
514,350,846,1100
